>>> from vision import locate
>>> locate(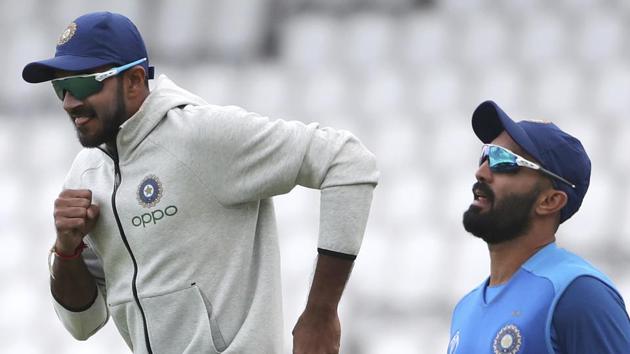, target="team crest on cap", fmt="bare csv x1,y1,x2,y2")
58,22,77,46
137,175,163,208
493,324,522,354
